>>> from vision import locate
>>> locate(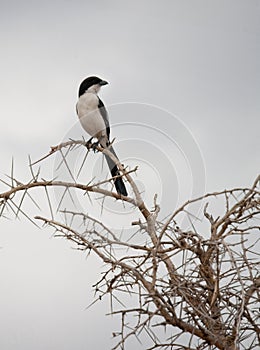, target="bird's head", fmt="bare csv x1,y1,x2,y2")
78,76,108,97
